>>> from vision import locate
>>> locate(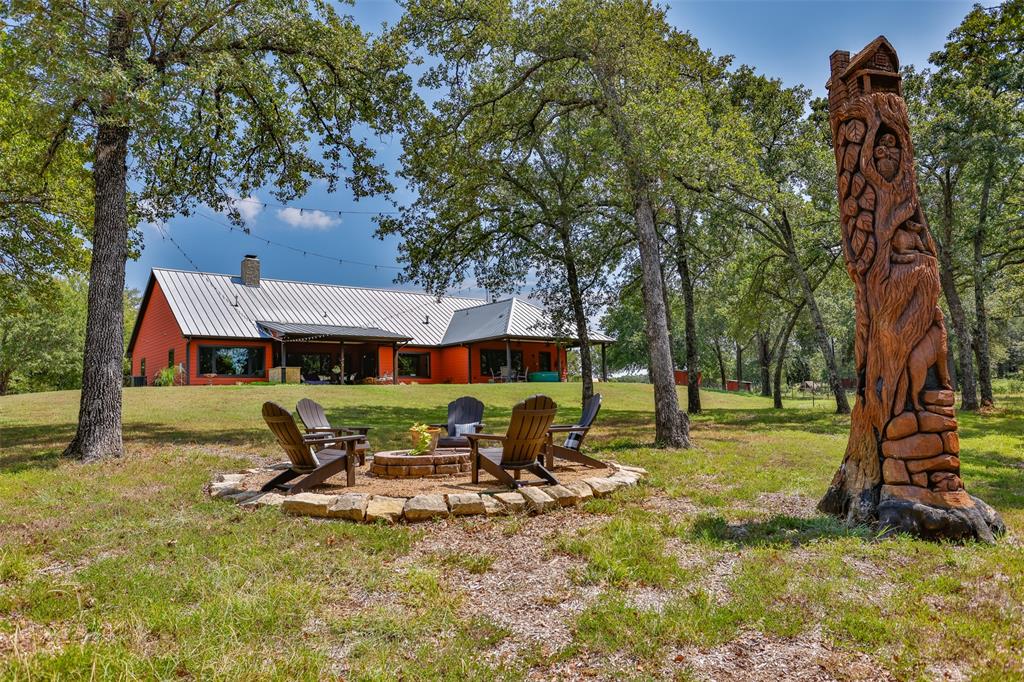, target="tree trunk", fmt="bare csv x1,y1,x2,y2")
935,175,978,410
0,325,10,396
560,229,594,404
674,204,701,414
64,14,131,462
660,258,677,368
633,191,688,446
735,342,743,385
714,339,726,388
781,212,851,414
596,70,687,447
773,303,805,409
757,330,772,397
818,55,1002,541
972,162,995,407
